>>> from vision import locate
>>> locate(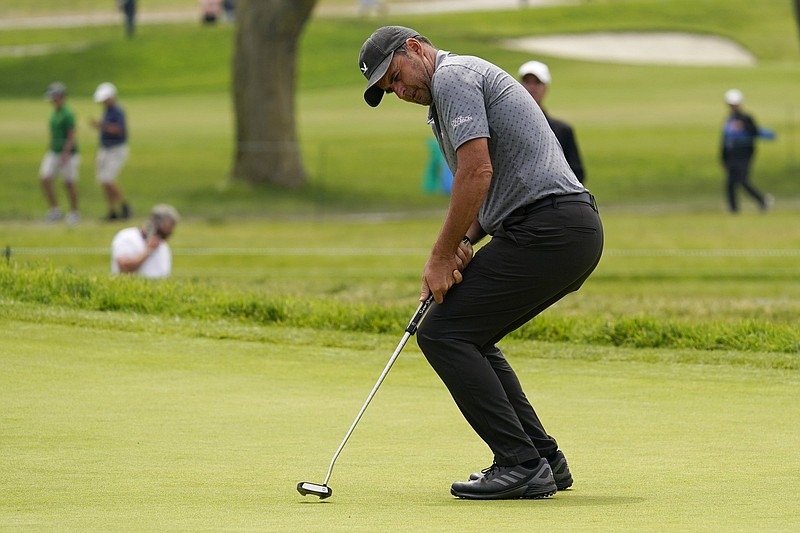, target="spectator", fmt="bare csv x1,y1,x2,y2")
518,61,586,183
111,204,180,279
200,0,222,24
222,0,236,22
720,88,771,213
422,137,454,194
40,82,80,225
358,0,385,17
118,0,136,38
91,82,132,221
